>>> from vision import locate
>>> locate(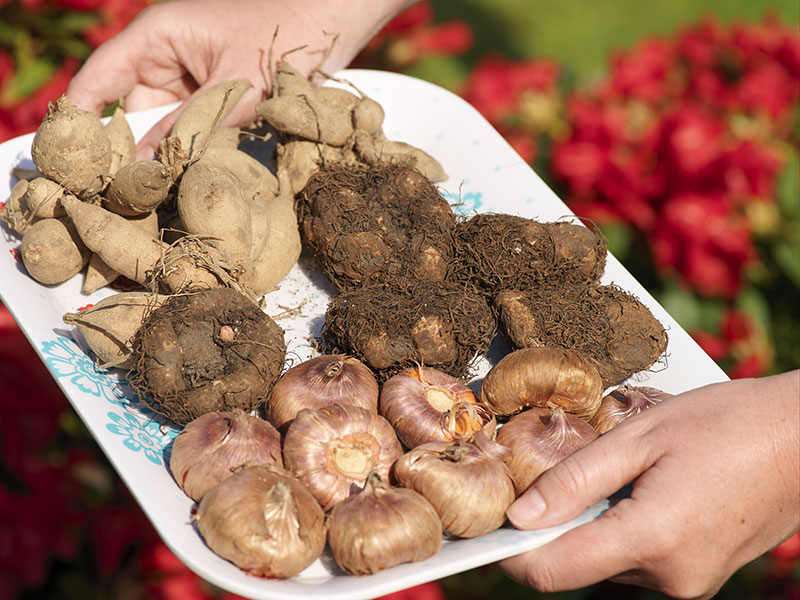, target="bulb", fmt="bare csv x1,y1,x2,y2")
267,354,379,430
496,406,598,494
590,384,672,434
393,431,516,538
282,403,403,511
380,365,496,448
327,471,442,574
169,410,282,502
194,464,325,578
480,347,603,419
